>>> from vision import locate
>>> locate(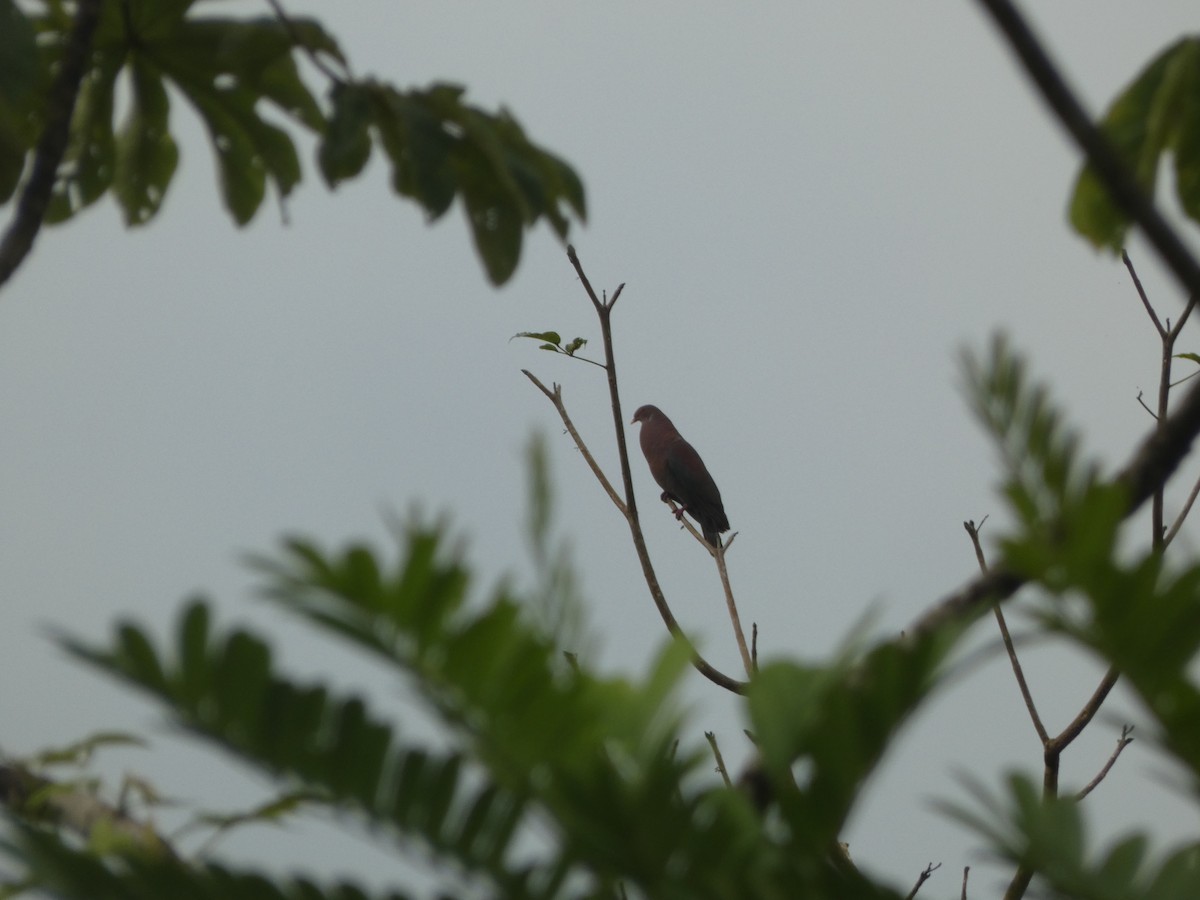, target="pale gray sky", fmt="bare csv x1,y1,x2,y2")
3,2,1200,895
